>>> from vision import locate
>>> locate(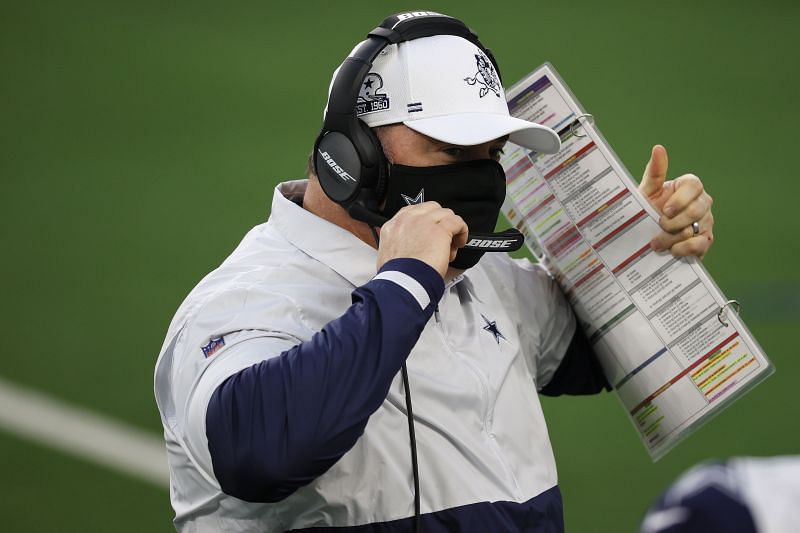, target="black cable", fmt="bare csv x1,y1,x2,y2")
369,224,421,533
401,363,422,533
369,225,381,250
